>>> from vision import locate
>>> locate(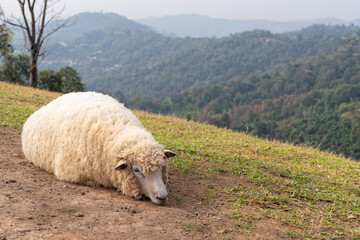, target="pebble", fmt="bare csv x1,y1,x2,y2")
74,212,84,217
15,228,30,233
128,207,137,213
